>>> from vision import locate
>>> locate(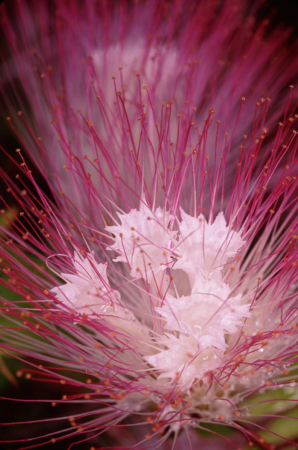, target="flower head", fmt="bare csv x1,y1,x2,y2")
1,0,298,449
